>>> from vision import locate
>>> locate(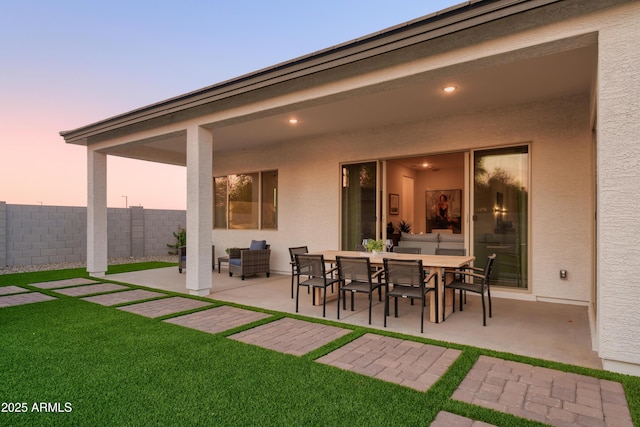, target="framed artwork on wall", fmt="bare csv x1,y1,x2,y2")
389,193,399,215
426,189,462,233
